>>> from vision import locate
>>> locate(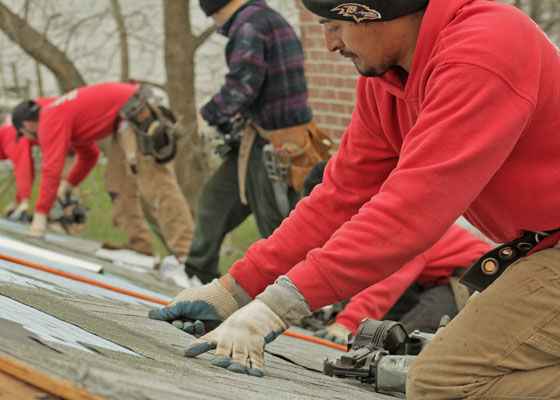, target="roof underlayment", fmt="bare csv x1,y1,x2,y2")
0,218,394,399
